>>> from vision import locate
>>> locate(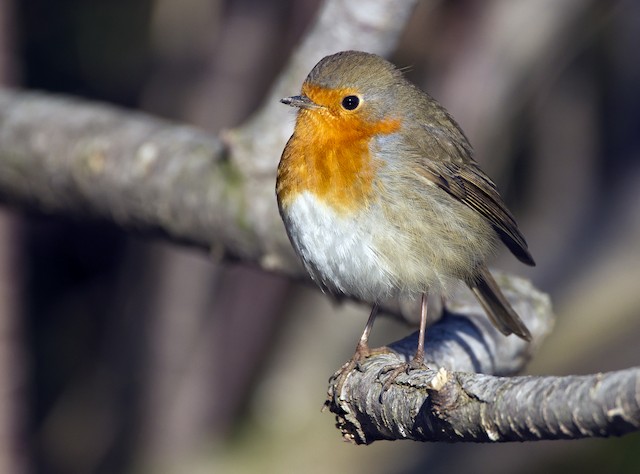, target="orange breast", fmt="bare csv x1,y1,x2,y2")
277,85,400,214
